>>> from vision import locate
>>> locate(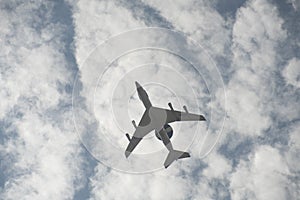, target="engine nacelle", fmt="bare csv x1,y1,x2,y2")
155,124,173,140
